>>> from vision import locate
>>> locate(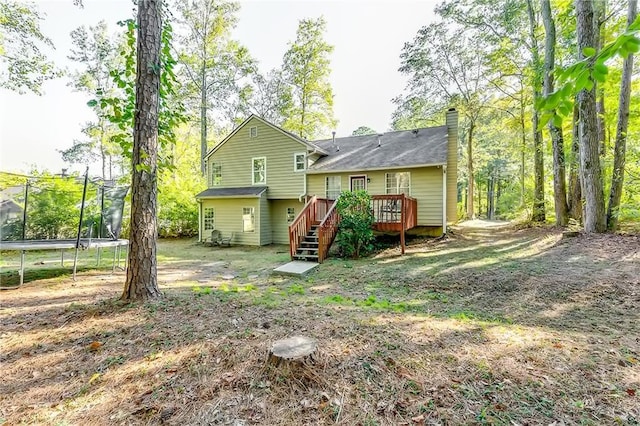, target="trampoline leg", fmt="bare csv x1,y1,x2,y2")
61,250,64,267
73,246,79,282
20,250,25,286
97,247,101,267
112,247,117,273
